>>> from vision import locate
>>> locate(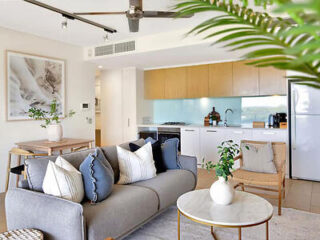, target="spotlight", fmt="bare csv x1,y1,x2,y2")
98,65,103,69
61,18,68,29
